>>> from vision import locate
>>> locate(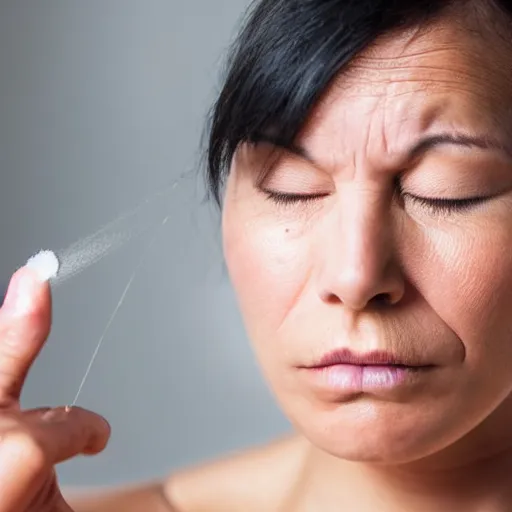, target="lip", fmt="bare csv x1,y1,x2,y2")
298,349,436,399
307,348,429,368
